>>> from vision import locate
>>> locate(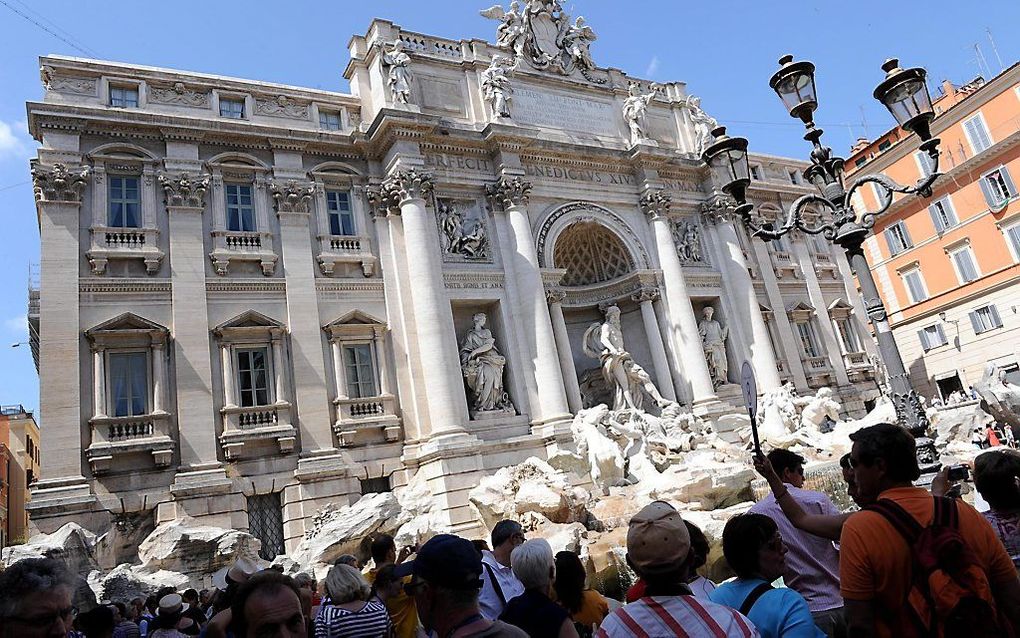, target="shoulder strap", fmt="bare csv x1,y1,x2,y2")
933,495,959,529
865,498,925,543
739,582,774,616
480,561,507,606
